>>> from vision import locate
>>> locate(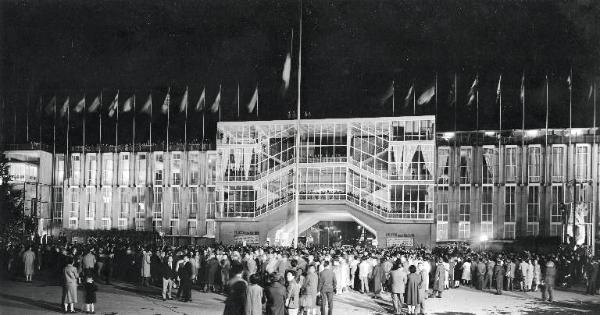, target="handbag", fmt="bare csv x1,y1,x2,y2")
316,295,322,306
